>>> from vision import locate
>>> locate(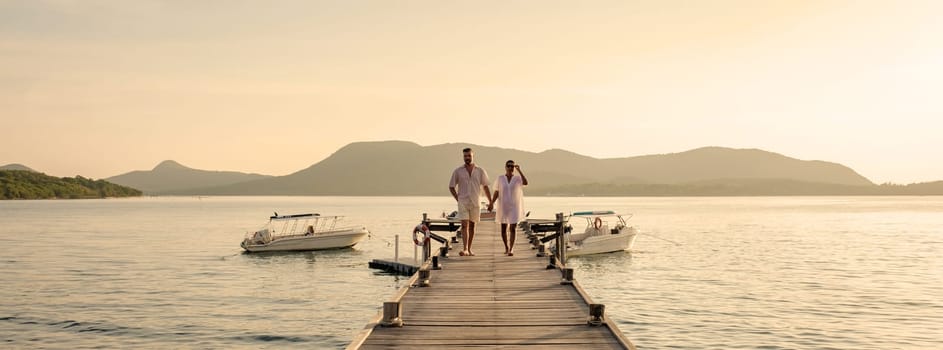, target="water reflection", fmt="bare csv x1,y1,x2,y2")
239,248,364,265
1,196,939,349
570,250,634,270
